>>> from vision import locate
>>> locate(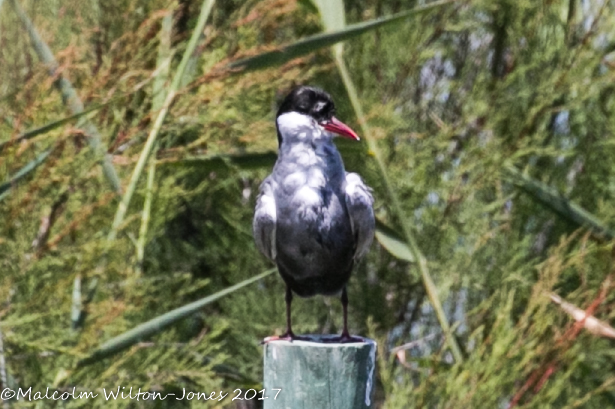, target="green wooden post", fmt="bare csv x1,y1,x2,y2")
263,336,377,408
